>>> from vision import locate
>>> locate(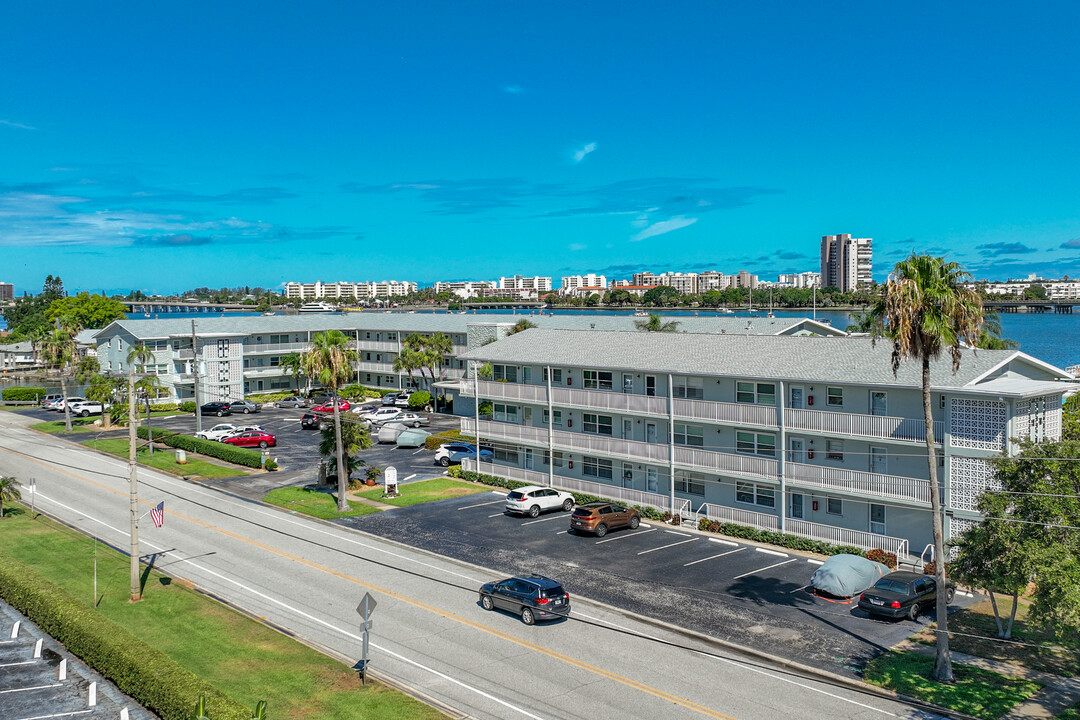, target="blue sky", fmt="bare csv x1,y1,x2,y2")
2,2,1079,295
